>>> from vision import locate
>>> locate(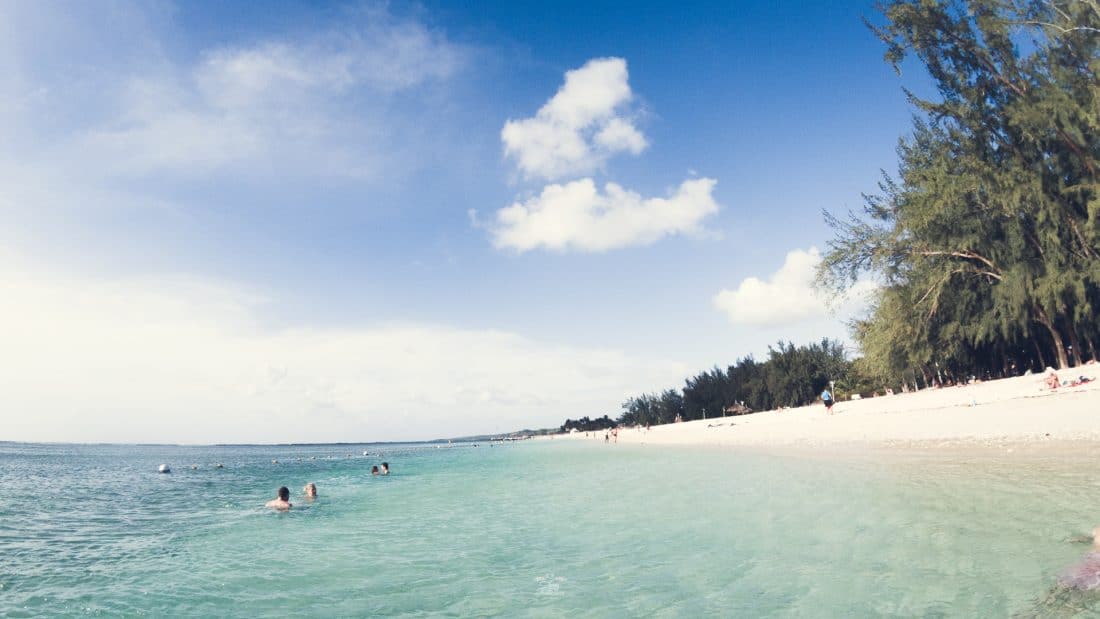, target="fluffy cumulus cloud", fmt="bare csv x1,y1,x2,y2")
488,57,720,253
0,252,690,444
713,248,826,327
501,57,646,181
713,247,877,328
490,177,718,252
